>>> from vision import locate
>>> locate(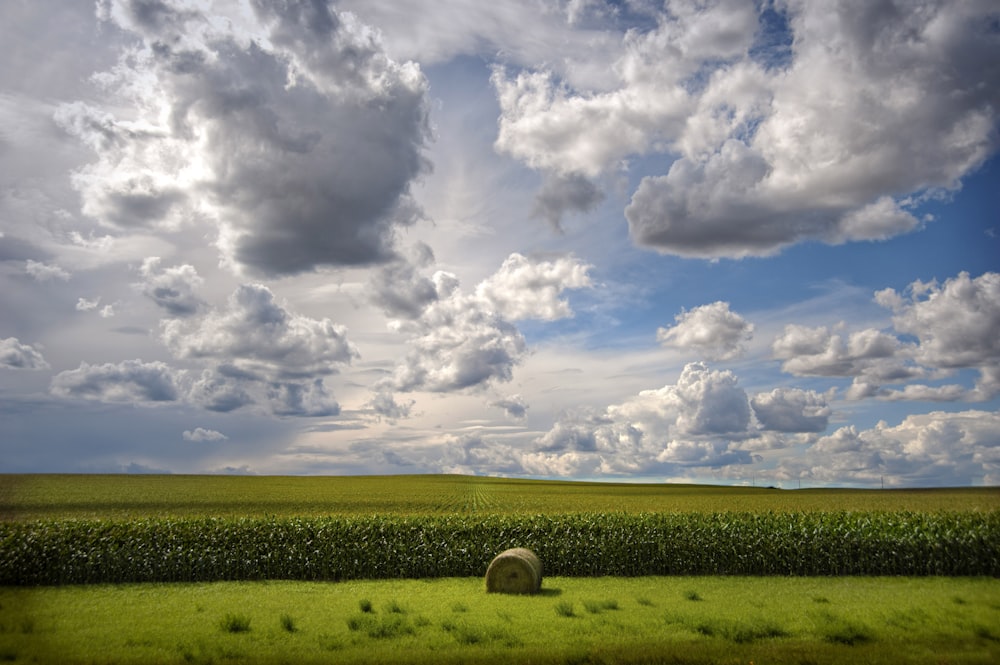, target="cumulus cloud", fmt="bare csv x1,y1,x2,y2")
494,1,1000,256
531,362,829,477
137,257,204,316
475,253,592,321
877,271,1000,370
367,390,414,421
489,394,528,420
382,253,592,393
182,427,227,442
162,283,358,381
0,337,50,370
61,0,431,276
657,301,753,360
157,282,357,416
774,271,1000,401
750,388,831,433
776,410,1000,486
51,359,180,402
